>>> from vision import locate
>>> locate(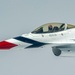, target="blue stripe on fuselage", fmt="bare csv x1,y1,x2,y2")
14,36,46,45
